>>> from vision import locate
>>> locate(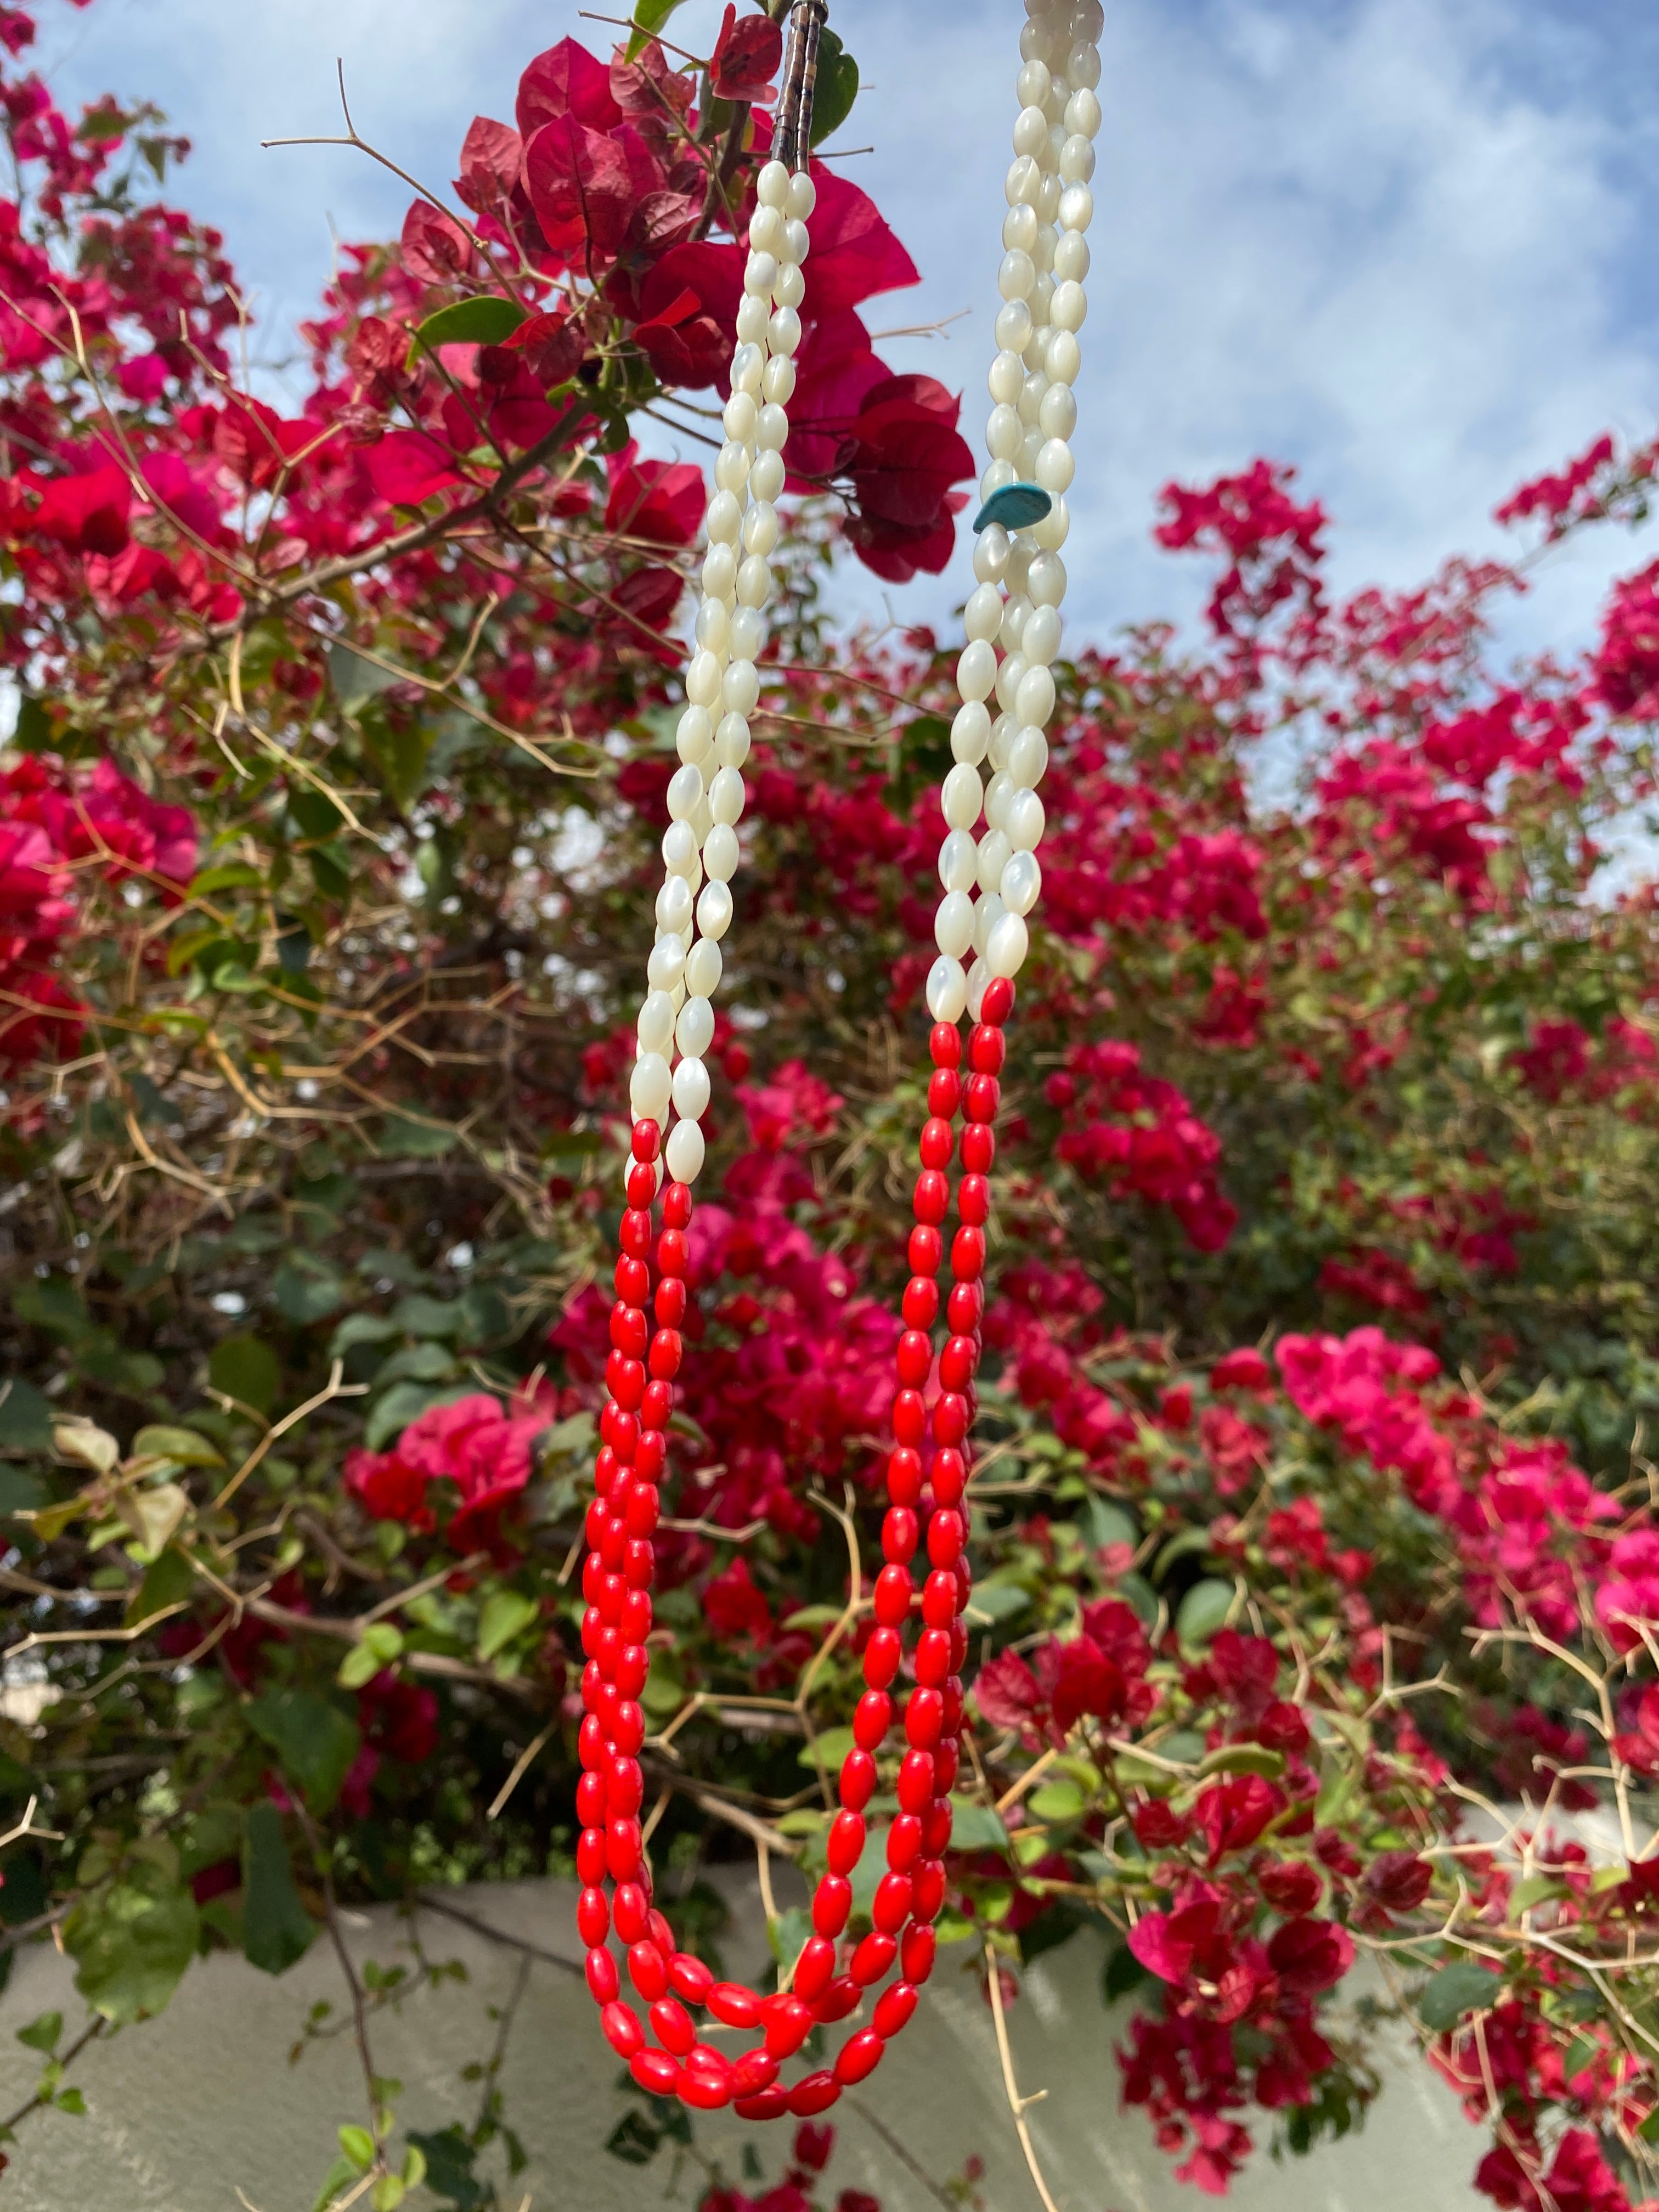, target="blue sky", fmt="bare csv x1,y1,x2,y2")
37,0,1659,669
